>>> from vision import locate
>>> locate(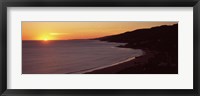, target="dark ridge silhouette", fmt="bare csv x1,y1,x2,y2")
87,24,178,74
